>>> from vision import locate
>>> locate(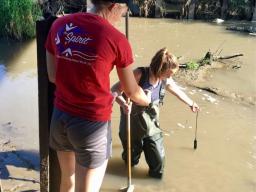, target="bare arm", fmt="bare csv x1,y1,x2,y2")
46,50,56,83
114,65,149,106
166,78,199,112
